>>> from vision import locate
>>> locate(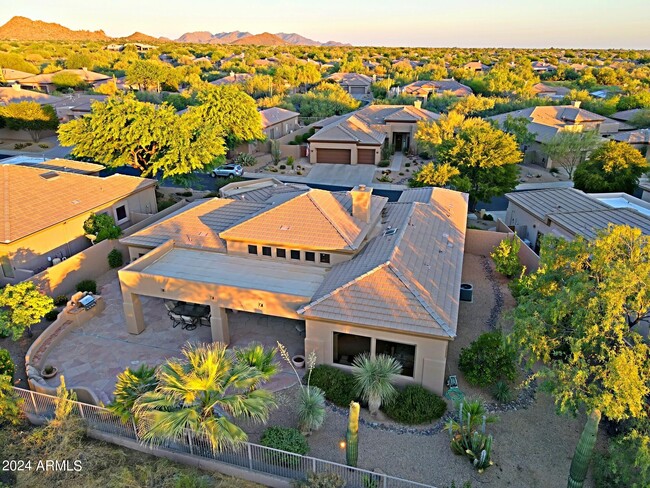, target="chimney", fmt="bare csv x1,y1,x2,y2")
372,74,377,82
11,83,21,91
571,100,581,108
413,100,422,109
229,71,235,77
350,185,373,223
